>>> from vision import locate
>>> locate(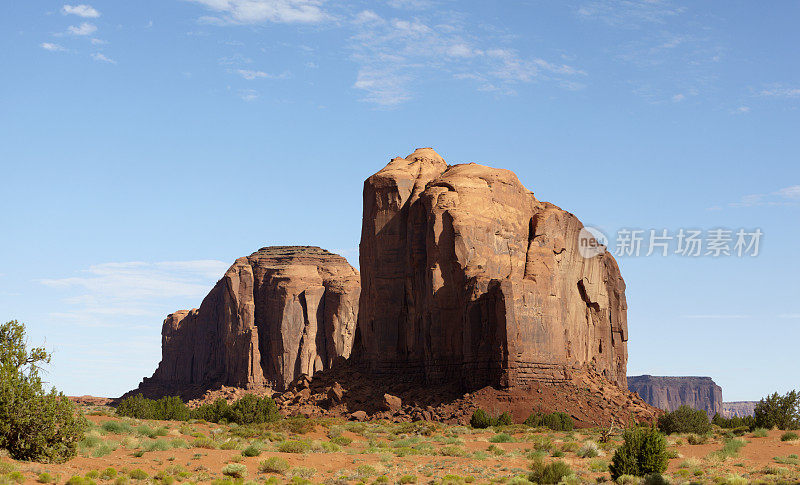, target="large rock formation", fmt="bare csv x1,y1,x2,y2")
628,375,723,418
137,246,360,394
354,148,628,389
722,401,757,418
